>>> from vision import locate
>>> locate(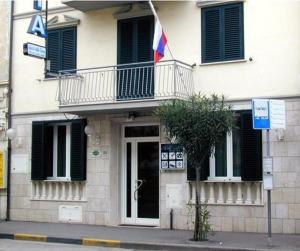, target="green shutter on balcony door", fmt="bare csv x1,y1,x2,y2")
31,121,47,180
117,16,154,100
240,111,262,181
70,119,87,181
